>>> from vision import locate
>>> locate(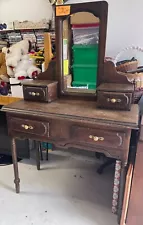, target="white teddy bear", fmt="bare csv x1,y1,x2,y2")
2,40,41,80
